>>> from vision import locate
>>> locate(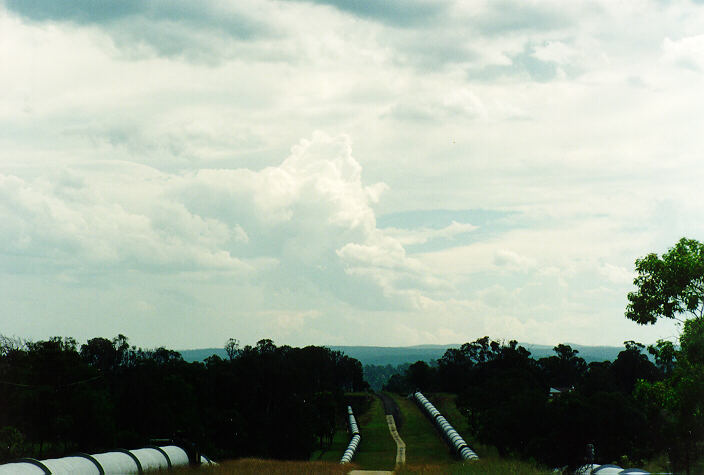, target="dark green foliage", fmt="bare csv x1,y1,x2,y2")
0,426,26,461
627,238,704,473
364,363,409,391
636,317,704,474
419,337,663,469
0,335,367,463
610,341,661,394
648,339,676,376
406,361,438,392
344,392,373,418
626,237,704,324
537,344,586,389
